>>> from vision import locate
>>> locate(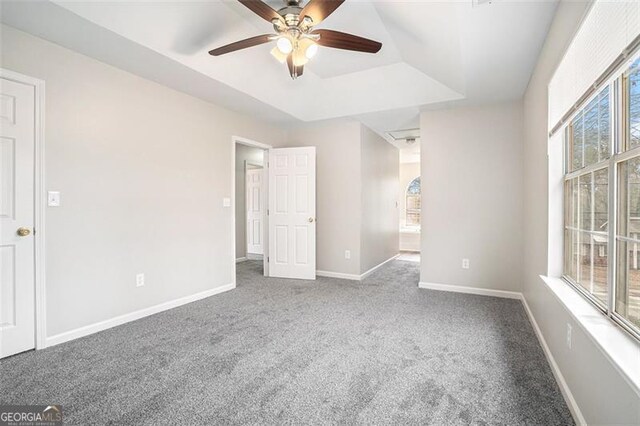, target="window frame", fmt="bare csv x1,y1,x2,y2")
562,56,640,341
